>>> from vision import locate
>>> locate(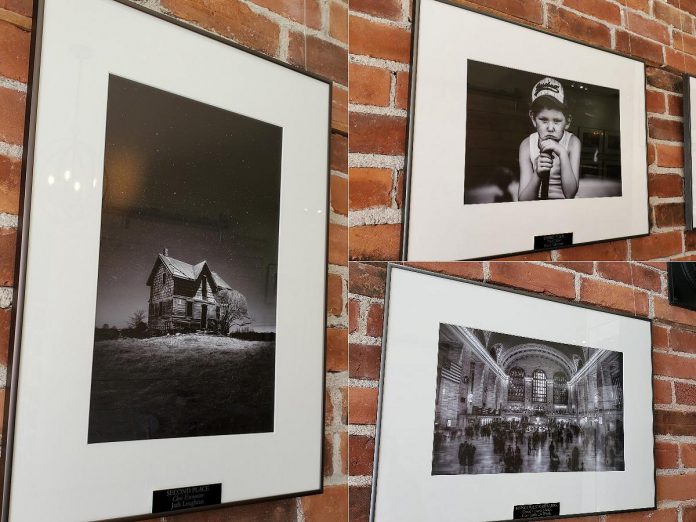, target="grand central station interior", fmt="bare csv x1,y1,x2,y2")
433,324,625,475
